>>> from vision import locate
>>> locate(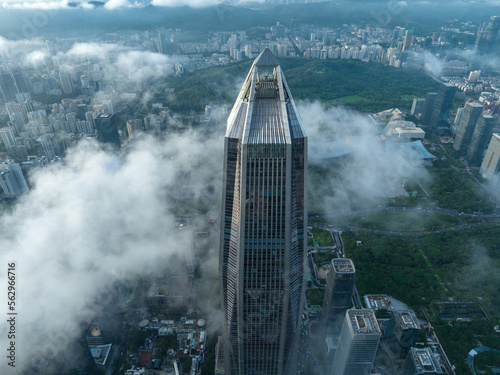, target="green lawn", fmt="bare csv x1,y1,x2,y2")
310,227,334,246
346,210,460,231
305,288,325,306
313,251,336,265
475,350,500,375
